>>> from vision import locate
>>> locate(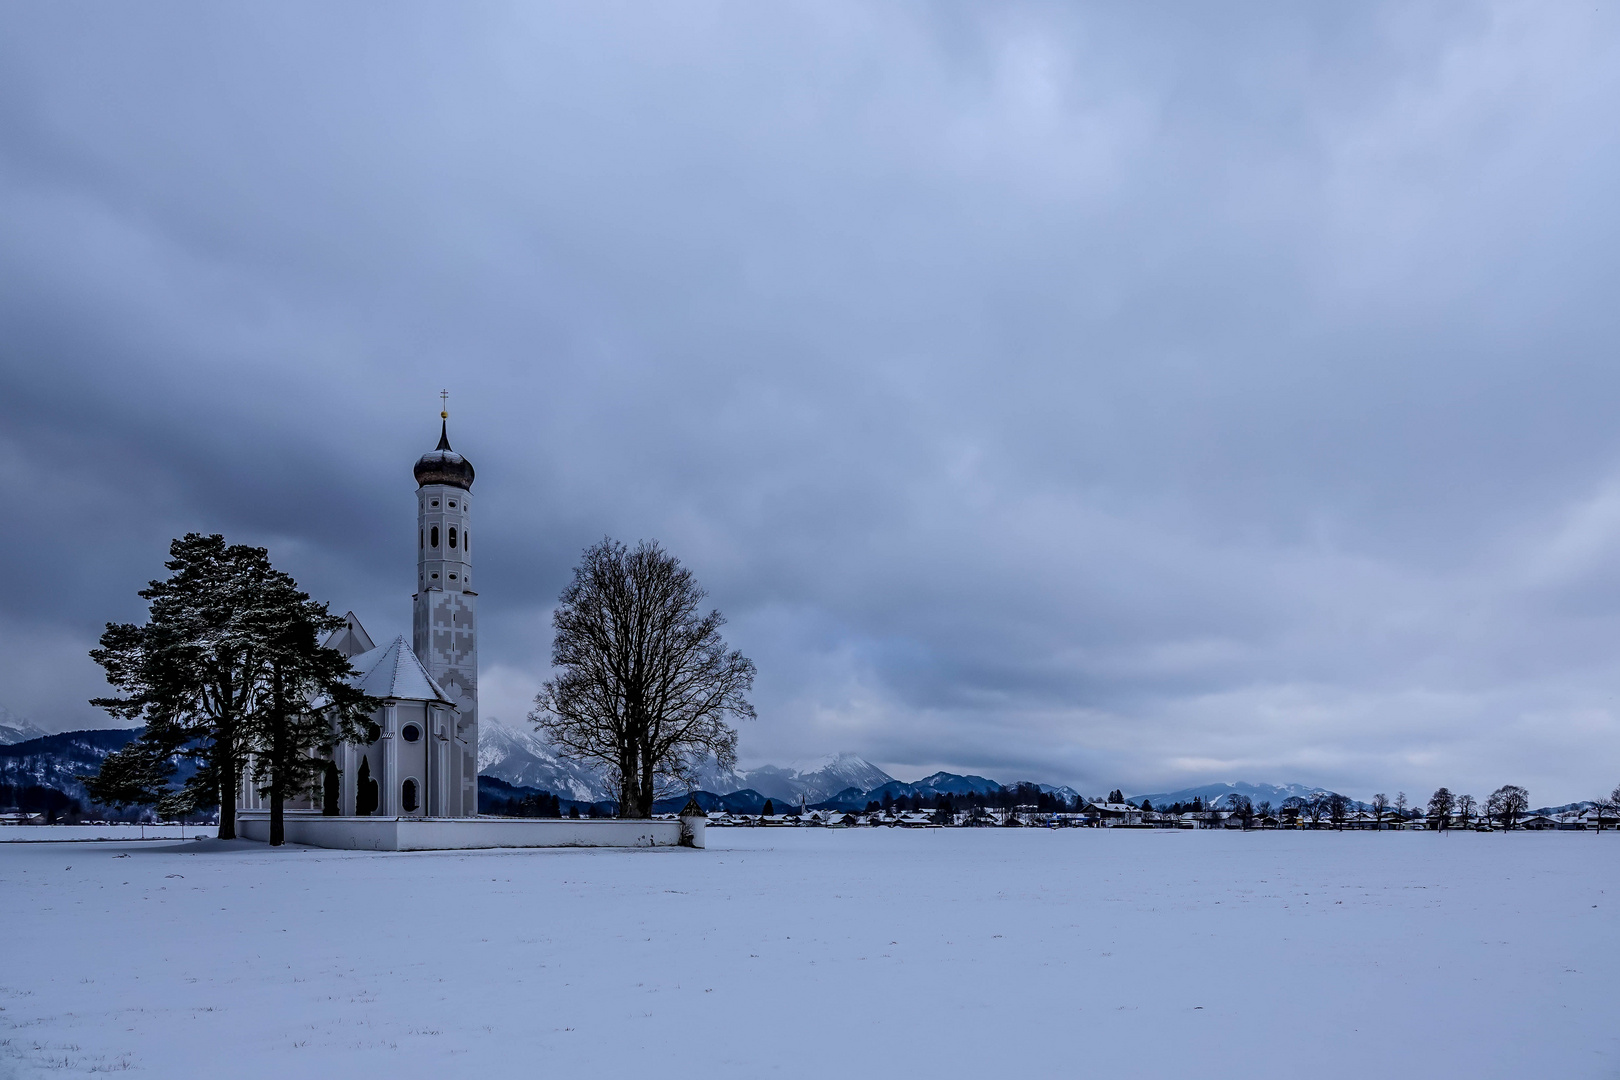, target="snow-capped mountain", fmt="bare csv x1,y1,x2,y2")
477,719,894,806
739,754,895,803
0,705,48,746
1126,781,1334,809
477,716,616,802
